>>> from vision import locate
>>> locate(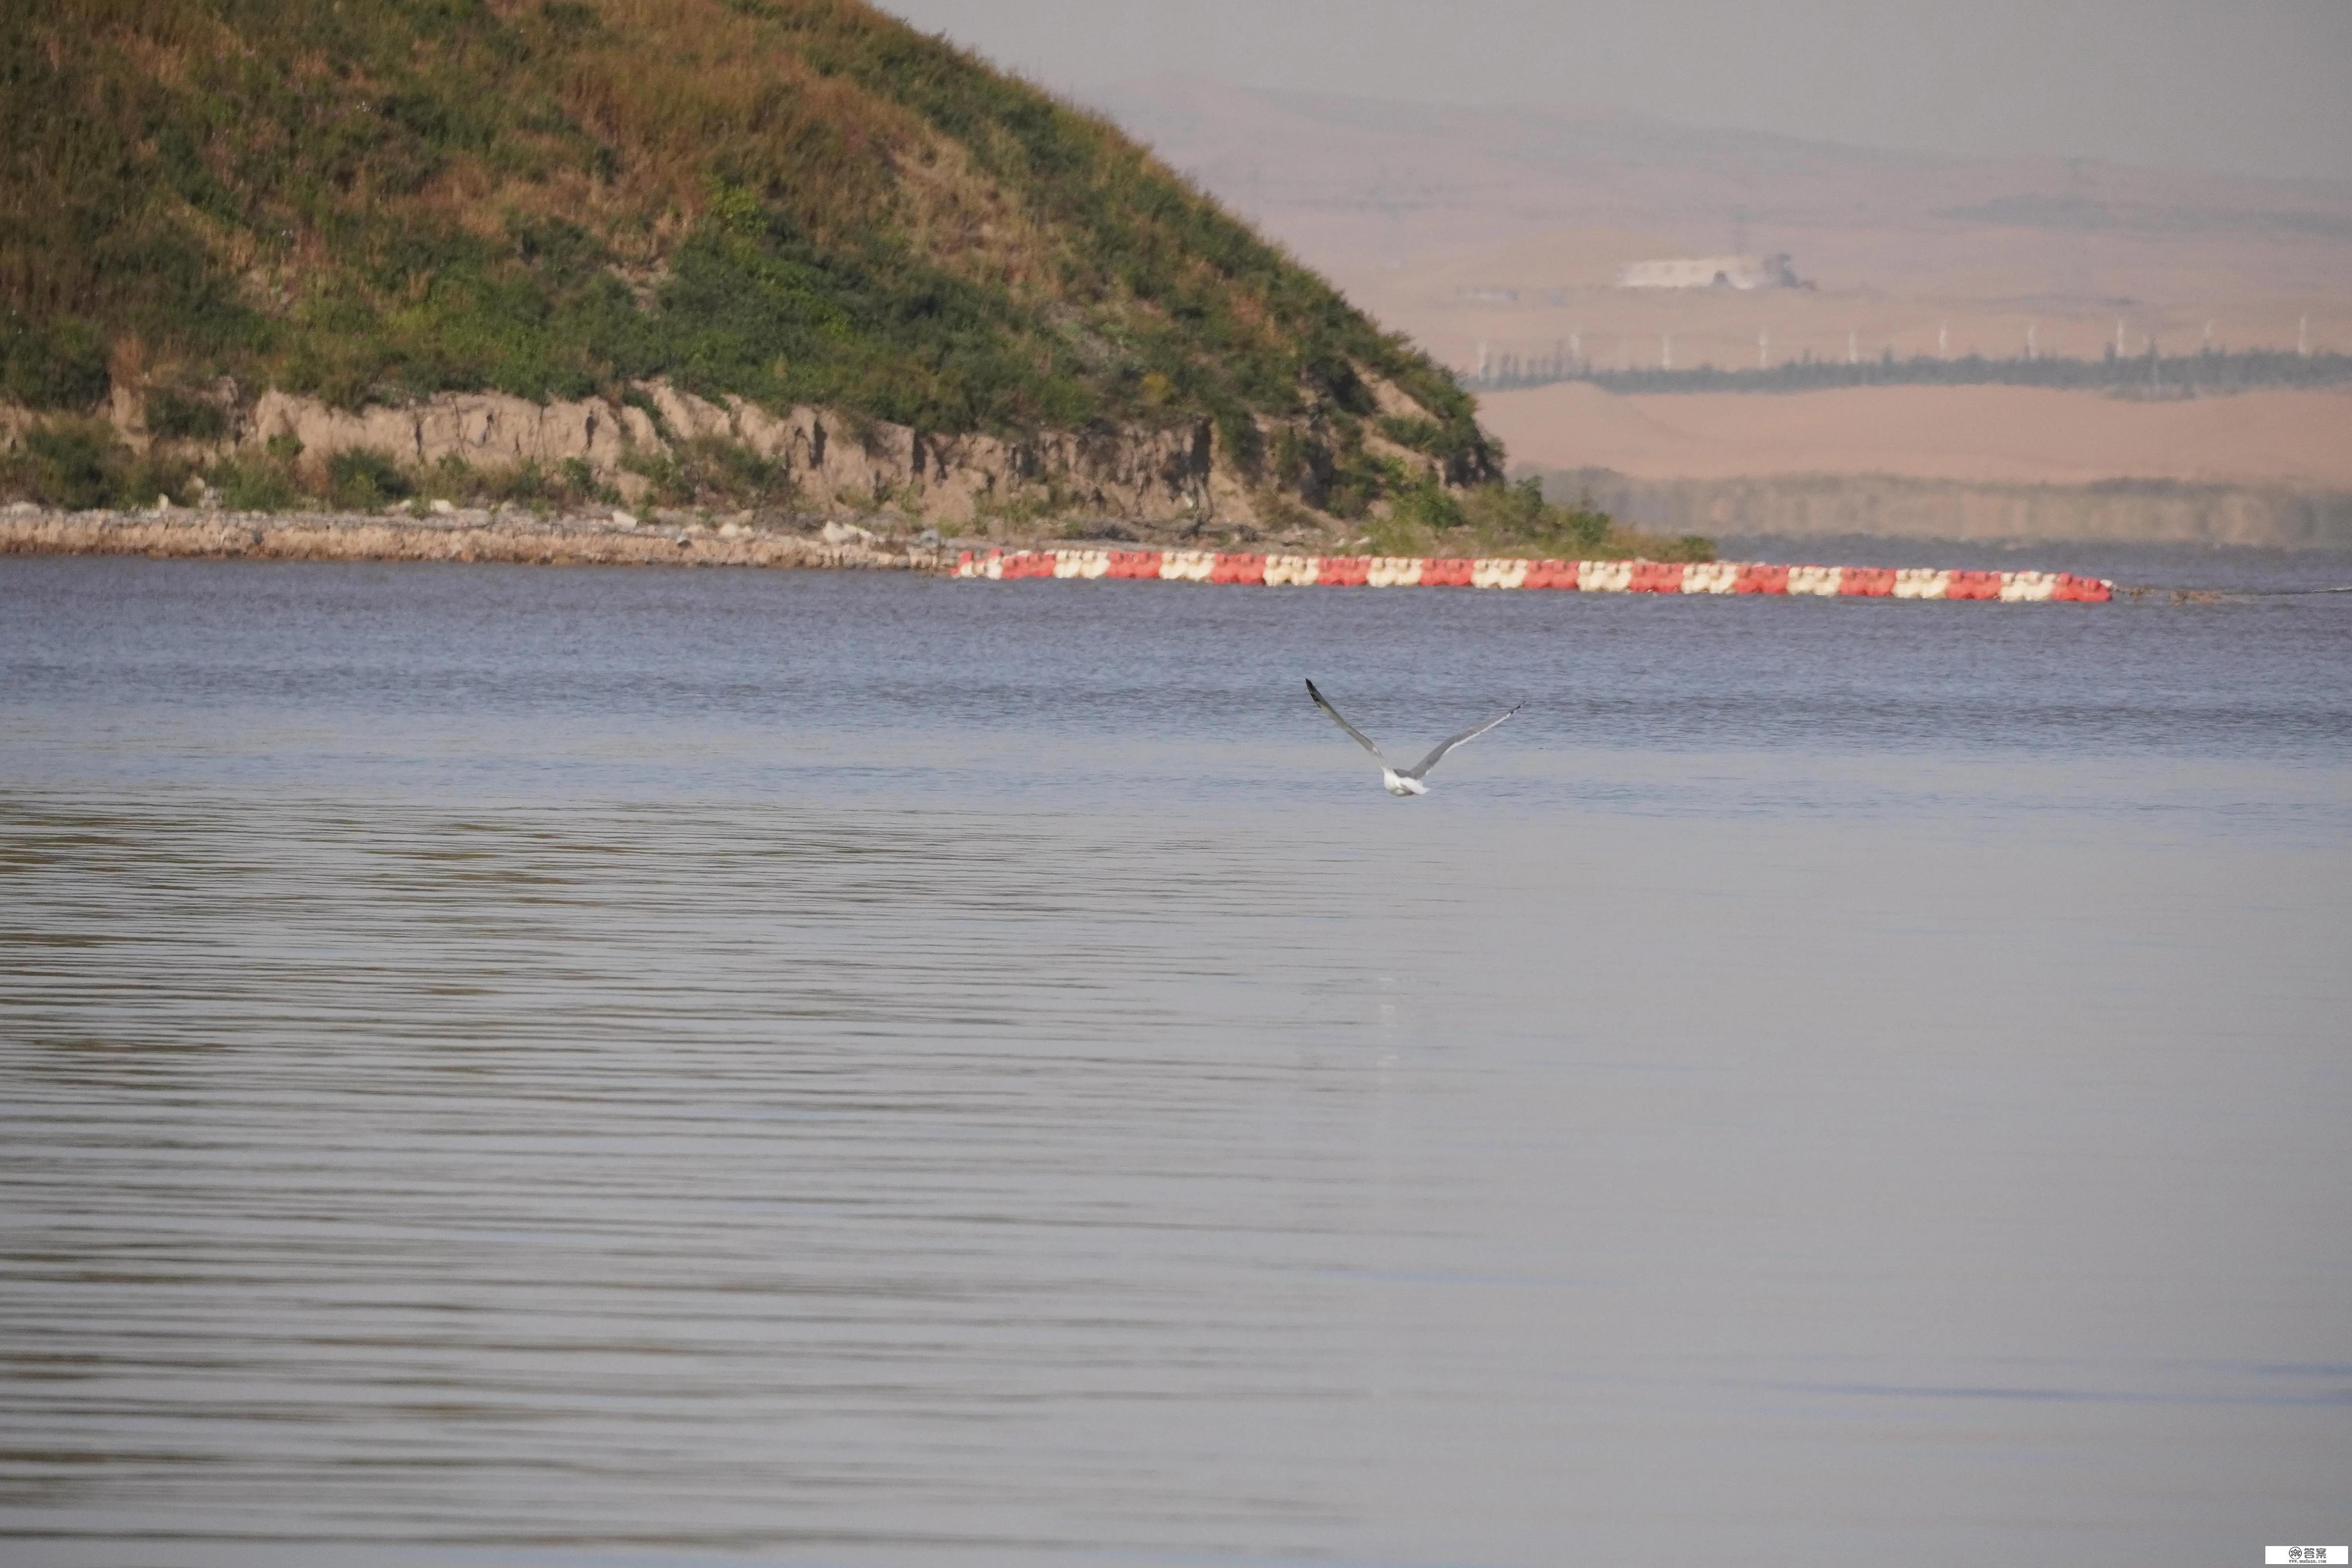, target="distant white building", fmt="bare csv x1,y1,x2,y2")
1615,254,1801,291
